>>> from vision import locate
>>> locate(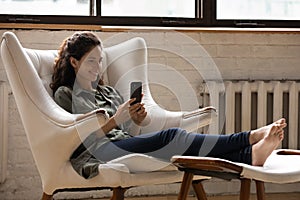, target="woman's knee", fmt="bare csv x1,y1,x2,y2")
163,128,187,139
168,127,187,134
